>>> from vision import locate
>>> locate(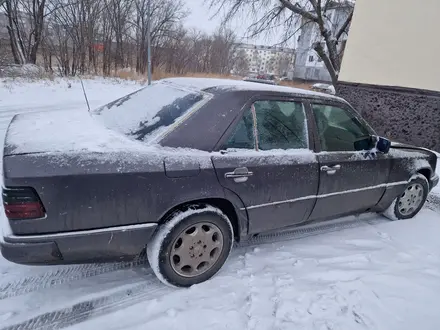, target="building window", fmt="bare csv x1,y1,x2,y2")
308,56,314,62
317,57,322,62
